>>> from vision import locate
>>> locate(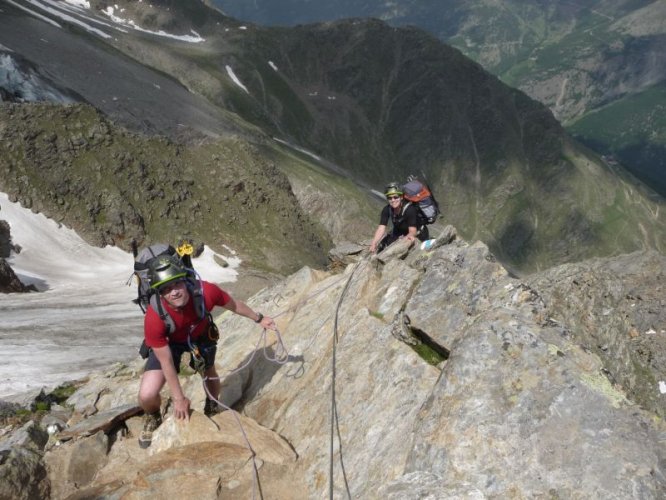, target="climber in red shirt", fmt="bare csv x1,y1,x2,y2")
137,254,276,448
